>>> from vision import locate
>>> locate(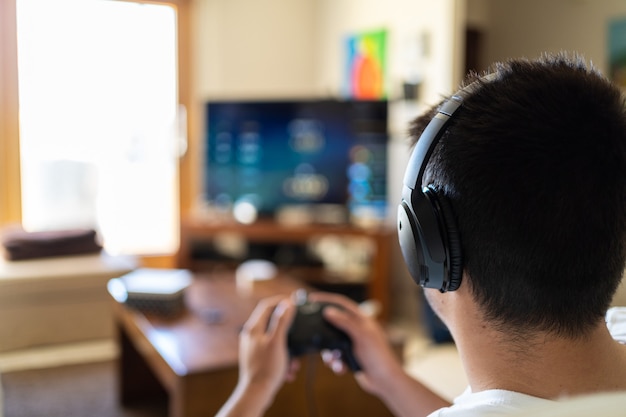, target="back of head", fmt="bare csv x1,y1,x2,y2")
411,53,626,337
